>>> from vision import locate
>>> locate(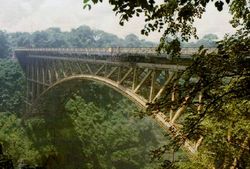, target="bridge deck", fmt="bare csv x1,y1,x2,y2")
15,47,217,65
15,47,217,154
15,47,217,55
